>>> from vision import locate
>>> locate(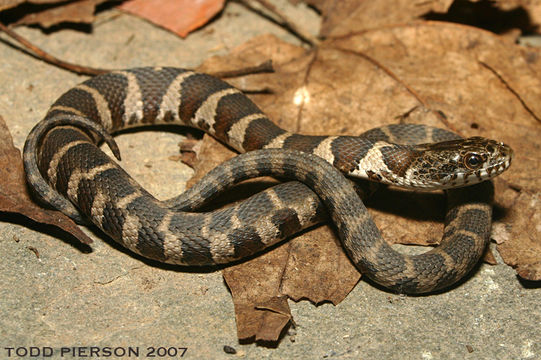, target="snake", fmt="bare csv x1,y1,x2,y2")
23,67,513,294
